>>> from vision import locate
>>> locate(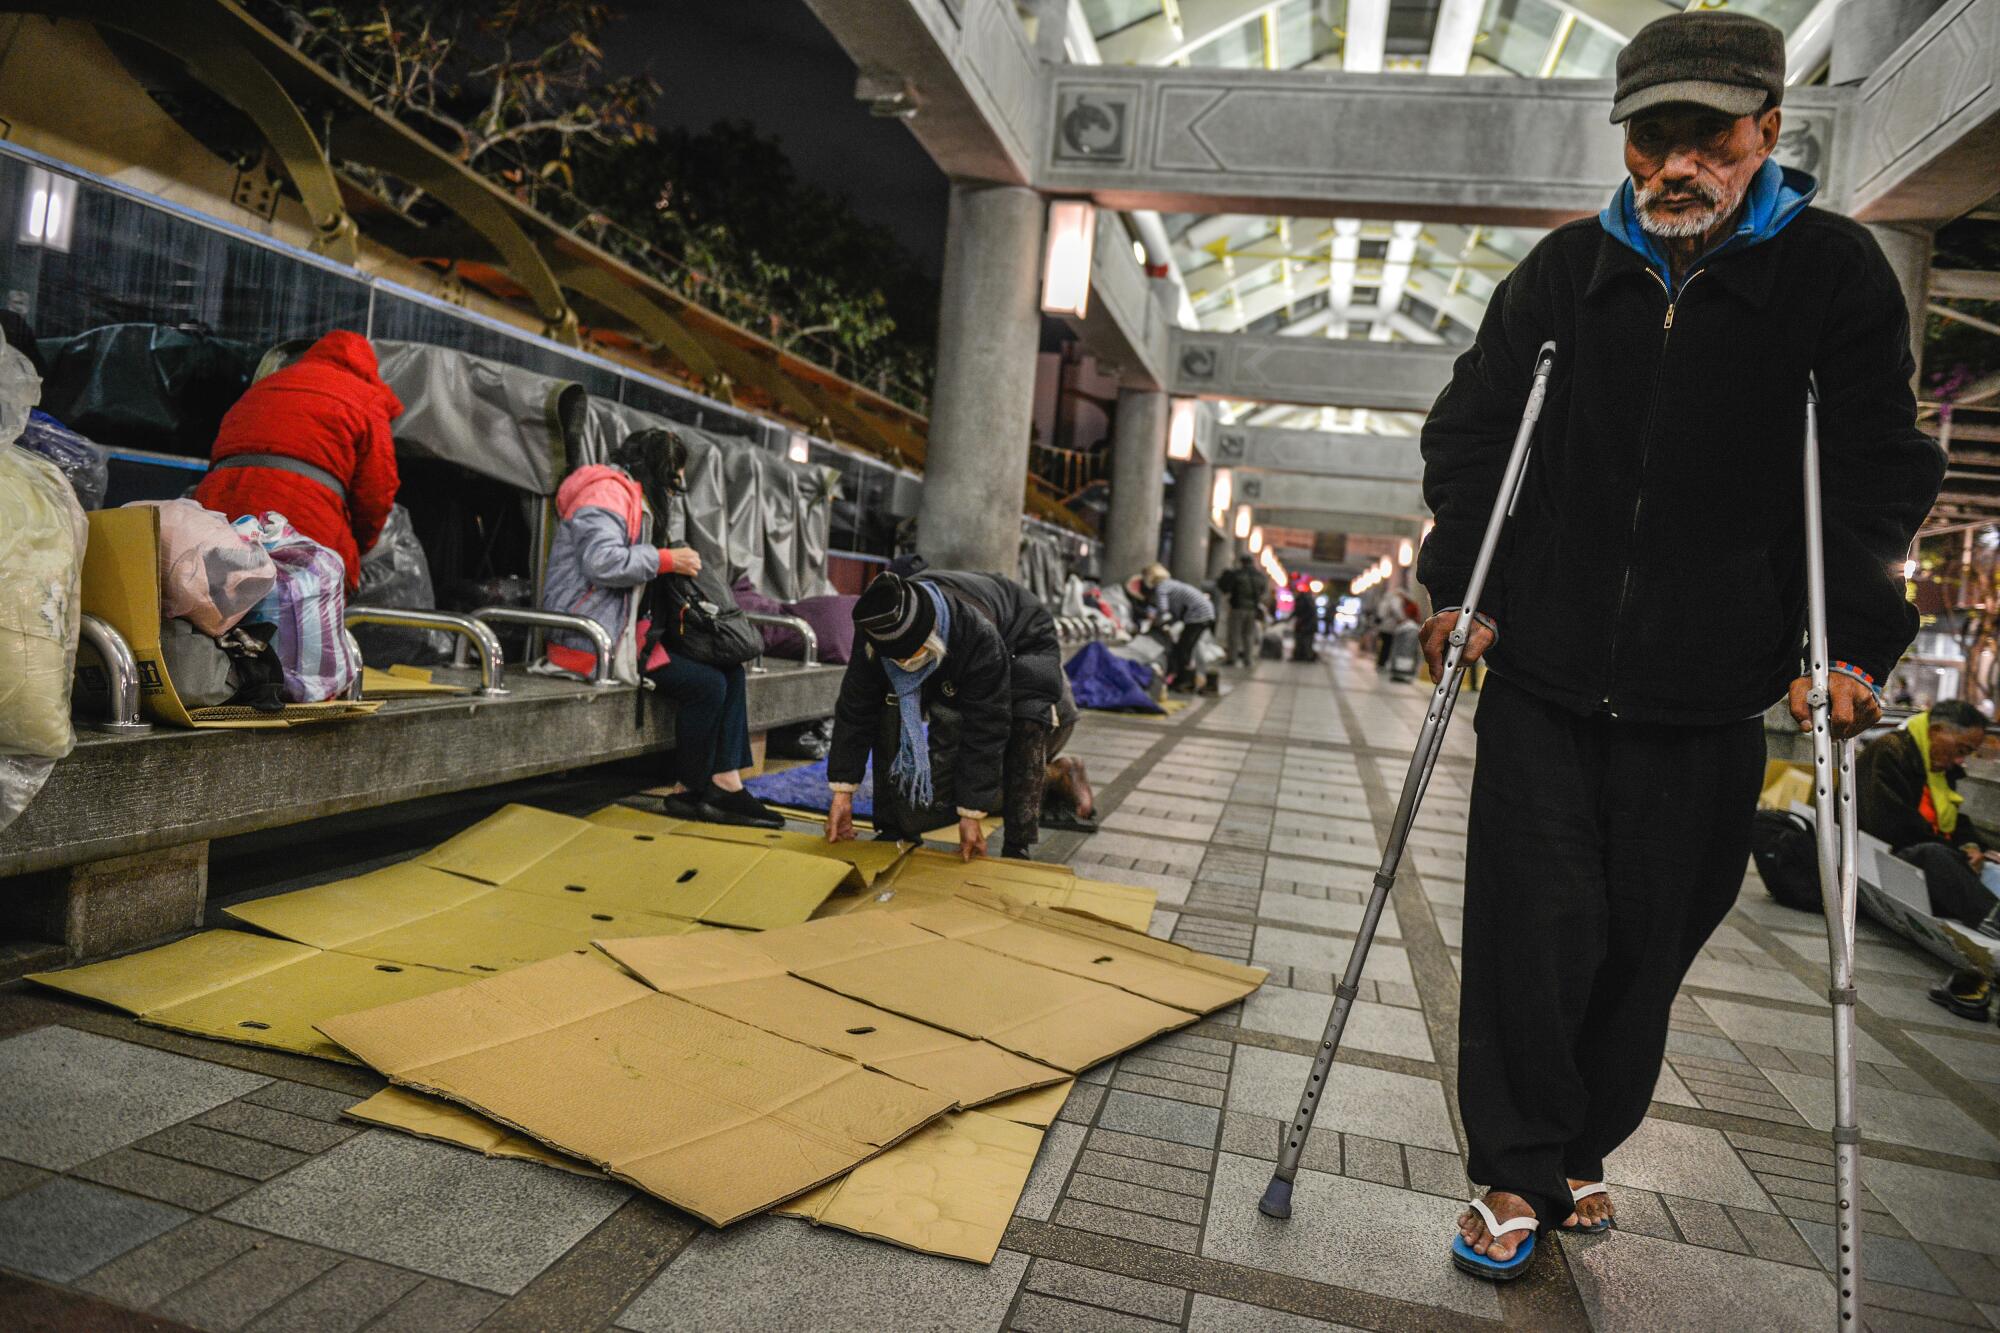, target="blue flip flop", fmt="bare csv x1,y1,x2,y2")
1450,1199,1539,1281
1561,1181,1614,1234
